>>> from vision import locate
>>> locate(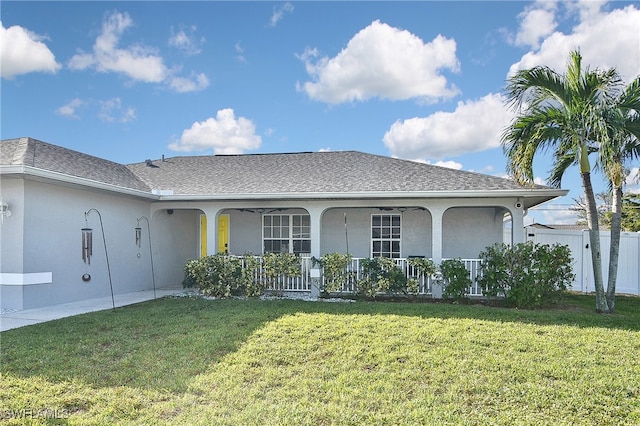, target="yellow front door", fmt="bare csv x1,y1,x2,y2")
200,214,207,257
218,214,229,253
